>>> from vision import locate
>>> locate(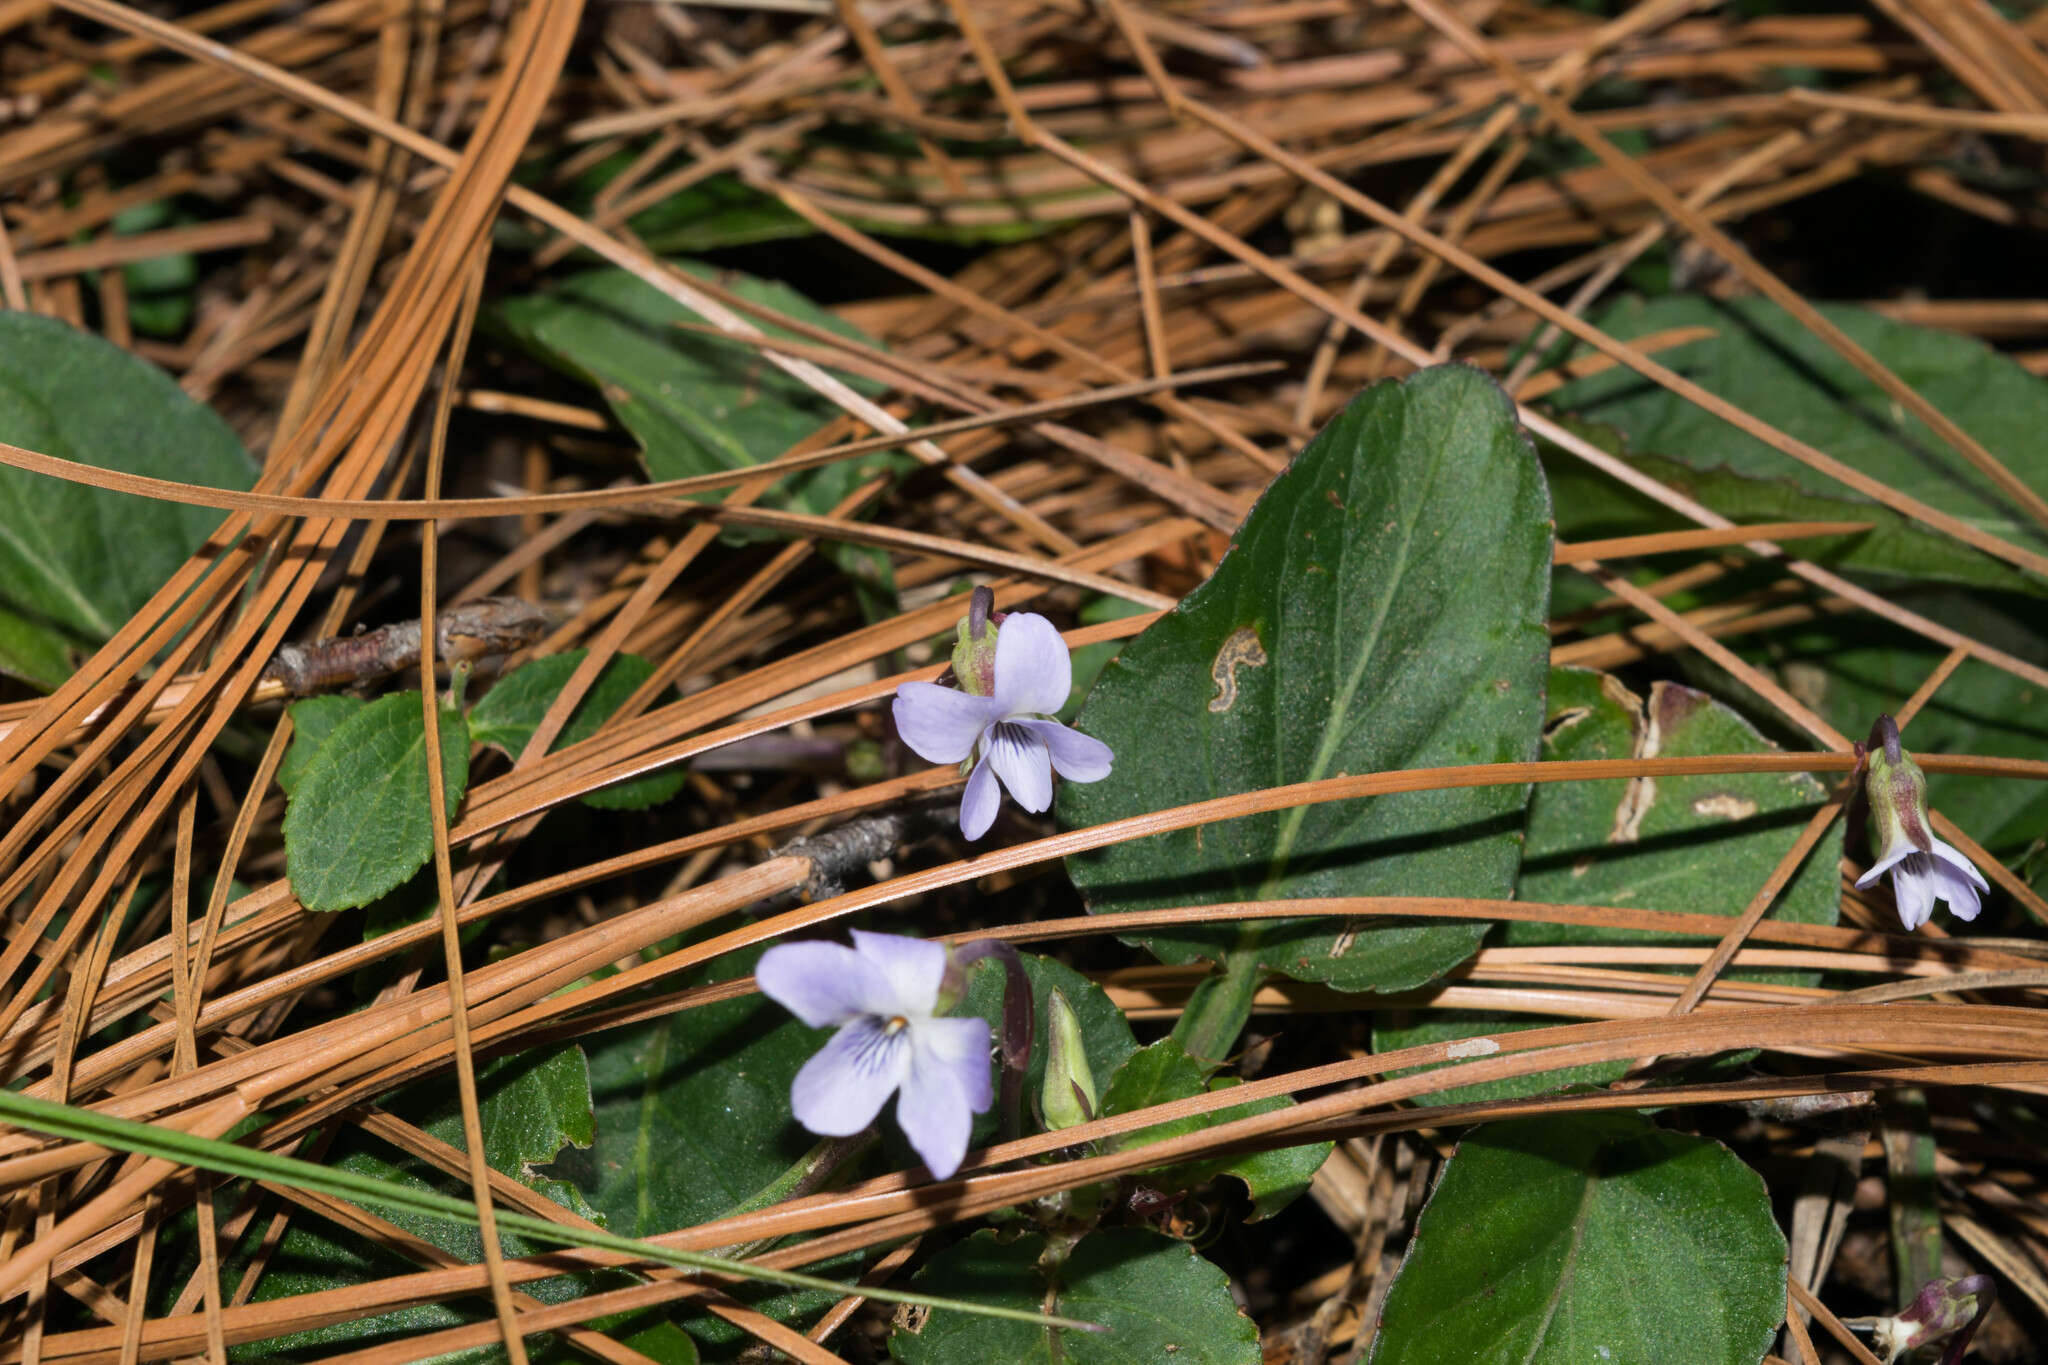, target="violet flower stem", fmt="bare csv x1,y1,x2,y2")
954,938,1034,1145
